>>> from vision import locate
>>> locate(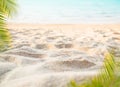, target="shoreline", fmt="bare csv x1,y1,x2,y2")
7,23,120,37
7,23,120,33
